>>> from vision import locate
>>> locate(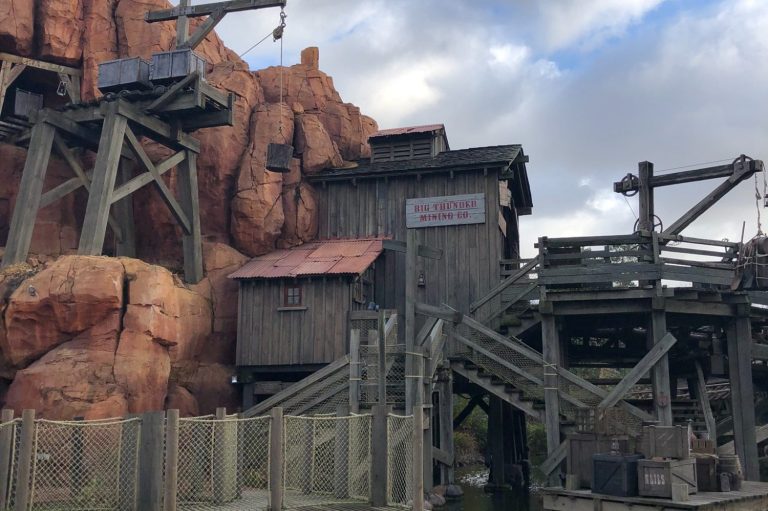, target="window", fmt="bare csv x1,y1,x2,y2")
284,285,302,307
